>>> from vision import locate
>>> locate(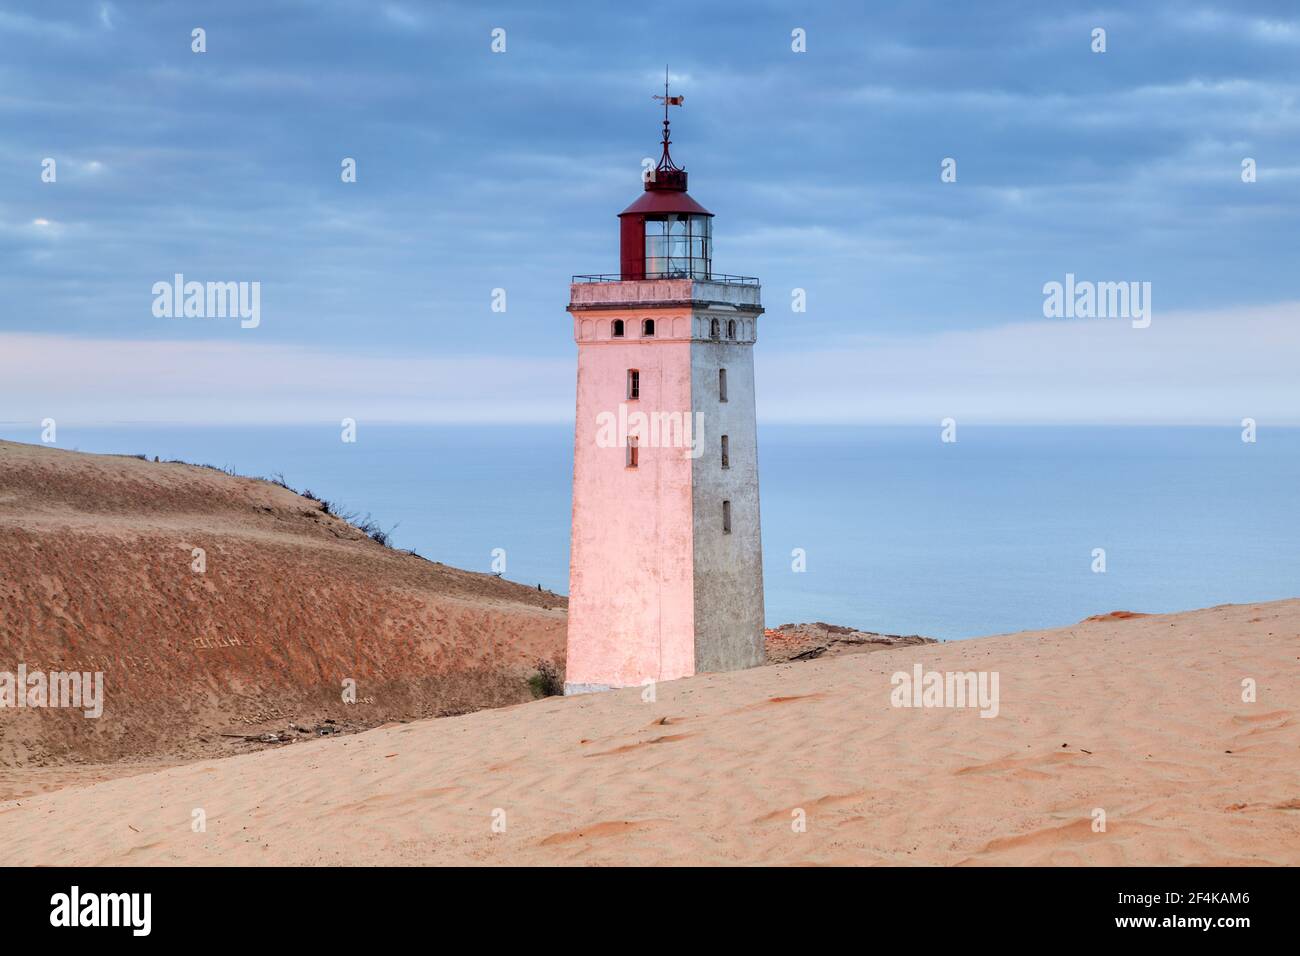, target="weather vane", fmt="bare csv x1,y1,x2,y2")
651,65,684,170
